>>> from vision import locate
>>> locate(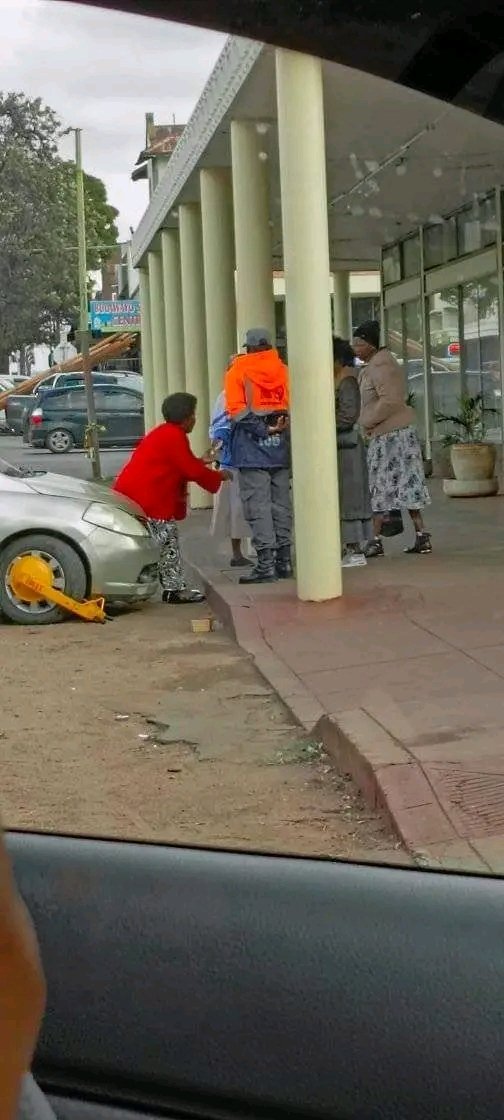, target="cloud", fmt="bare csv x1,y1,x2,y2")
0,0,226,236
